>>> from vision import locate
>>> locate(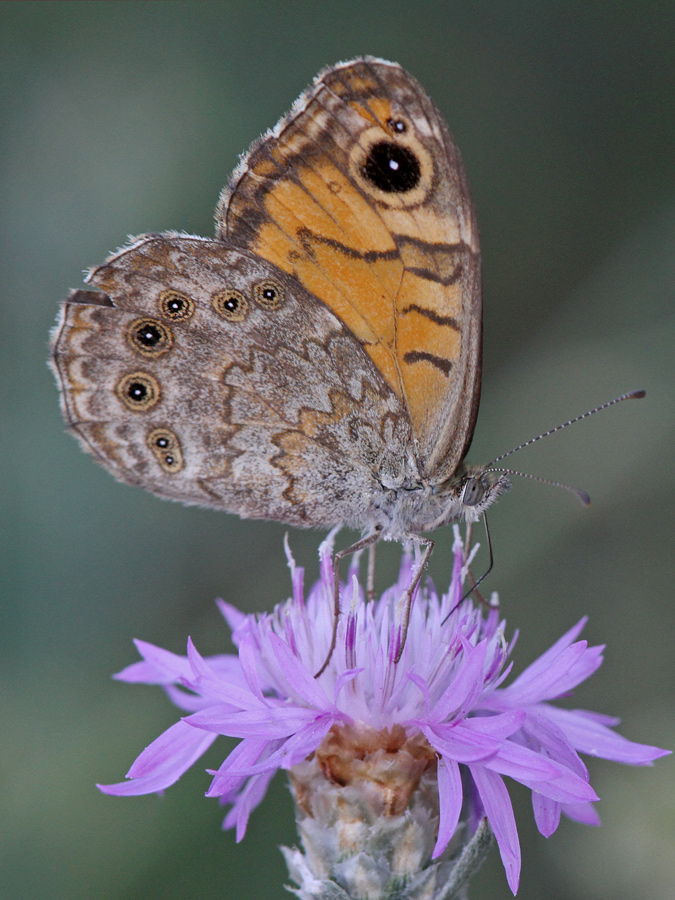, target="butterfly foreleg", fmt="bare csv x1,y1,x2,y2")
393,535,435,664
442,517,498,624
463,521,473,564
314,527,382,678
461,521,489,604
367,541,377,601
